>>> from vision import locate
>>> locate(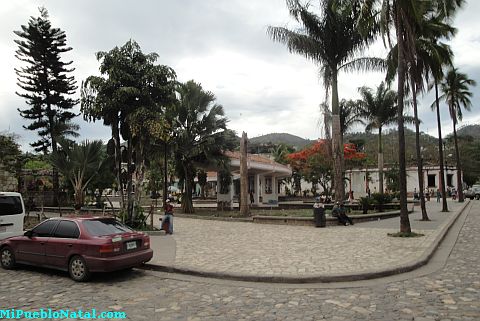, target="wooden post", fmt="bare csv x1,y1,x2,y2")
240,132,250,216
